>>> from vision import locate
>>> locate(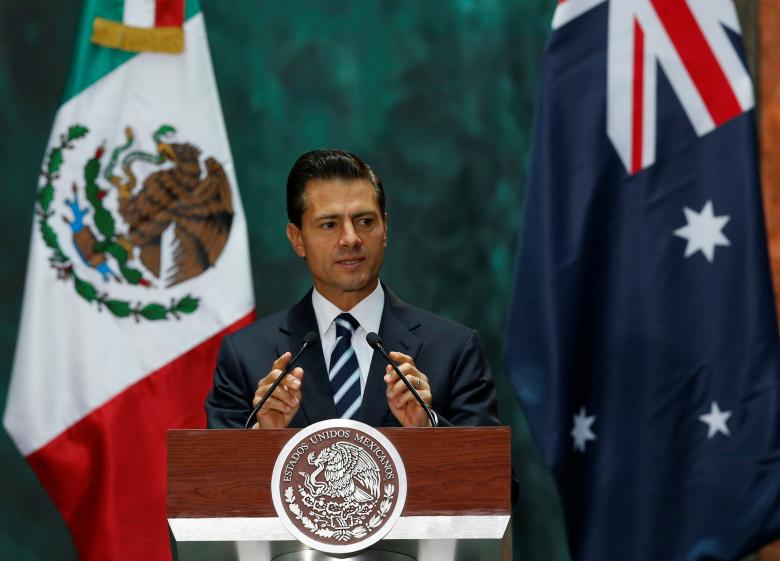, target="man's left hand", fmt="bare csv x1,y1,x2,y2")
384,351,432,427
